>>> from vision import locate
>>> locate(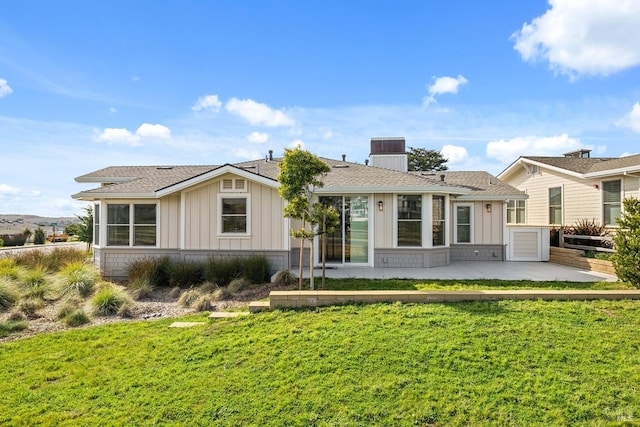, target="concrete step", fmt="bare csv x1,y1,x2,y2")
208,311,250,319
249,301,270,313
